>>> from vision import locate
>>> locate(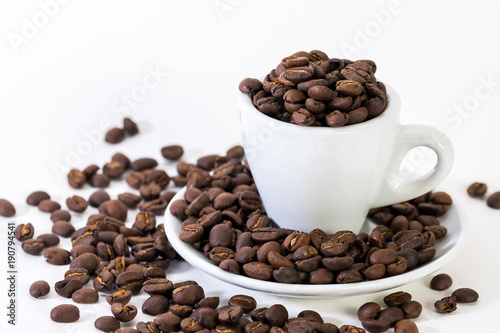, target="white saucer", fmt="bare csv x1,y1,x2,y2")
164,187,467,298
